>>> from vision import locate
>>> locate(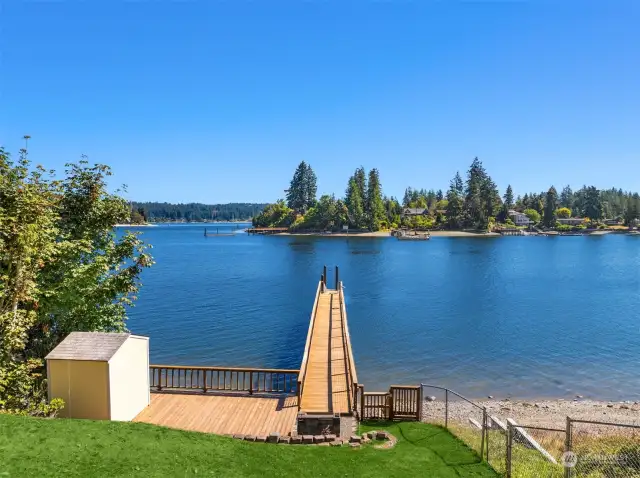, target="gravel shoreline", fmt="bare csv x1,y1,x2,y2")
422,398,640,431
